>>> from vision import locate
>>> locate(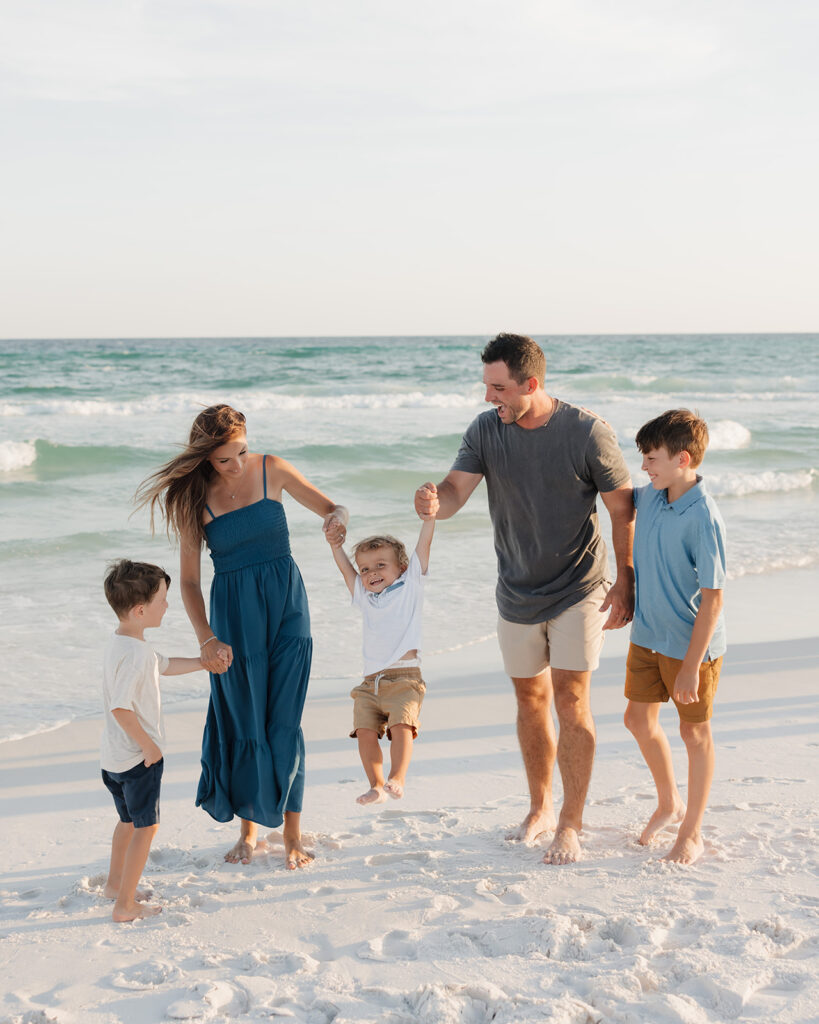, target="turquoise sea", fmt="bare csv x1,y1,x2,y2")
1,335,817,741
